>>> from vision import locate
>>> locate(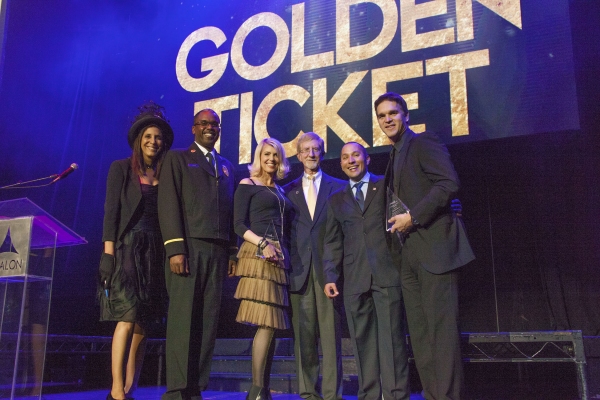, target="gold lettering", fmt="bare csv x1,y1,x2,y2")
231,12,290,81
425,49,490,136
371,61,423,145
291,3,334,73
402,93,425,134
401,0,454,52
239,92,253,164
455,0,474,41
194,95,239,152
457,0,522,42
477,0,522,29
176,27,229,92
313,71,370,149
254,85,311,157
336,0,398,64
